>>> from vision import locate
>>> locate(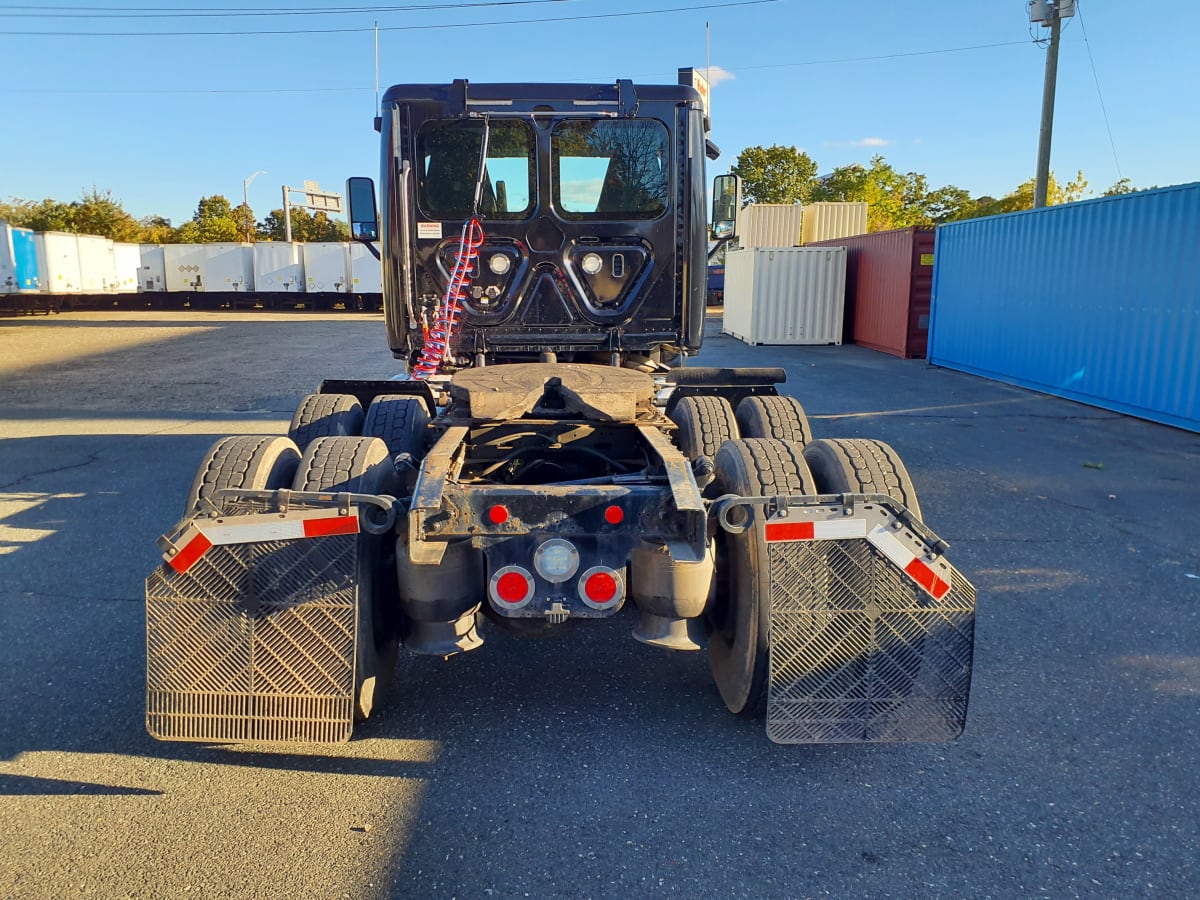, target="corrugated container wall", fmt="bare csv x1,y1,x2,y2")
722,247,846,345
736,204,803,249
808,227,935,357
800,202,868,244
0,223,19,293
930,181,1200,433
